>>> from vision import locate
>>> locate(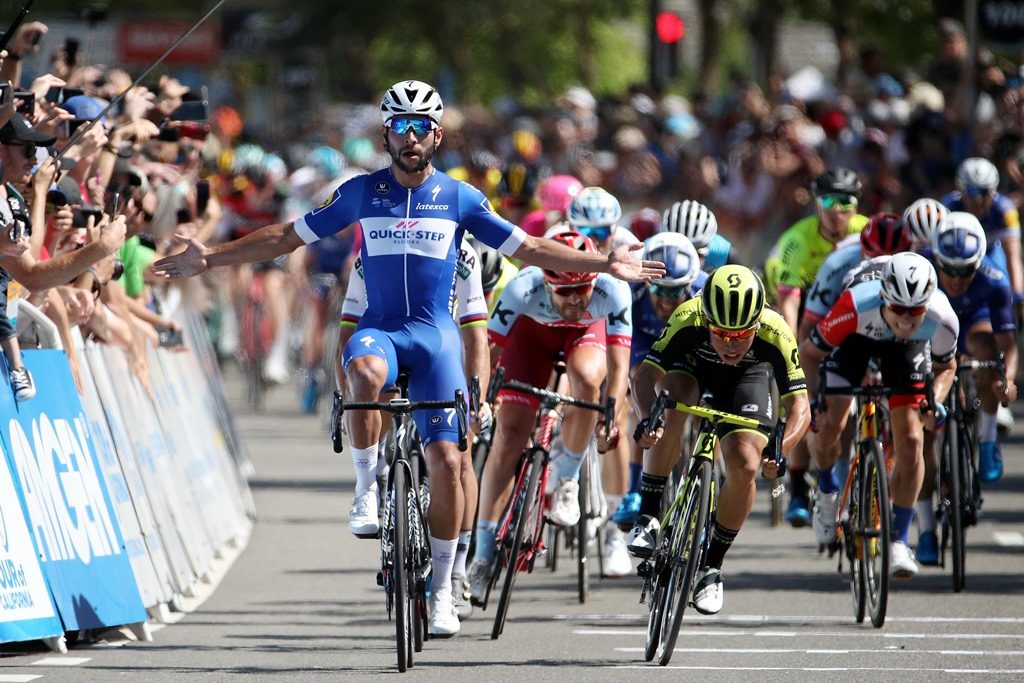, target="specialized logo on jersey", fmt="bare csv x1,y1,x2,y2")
361,215,458,259
313,190,339,214
375,181,391,194
432,185,442,202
